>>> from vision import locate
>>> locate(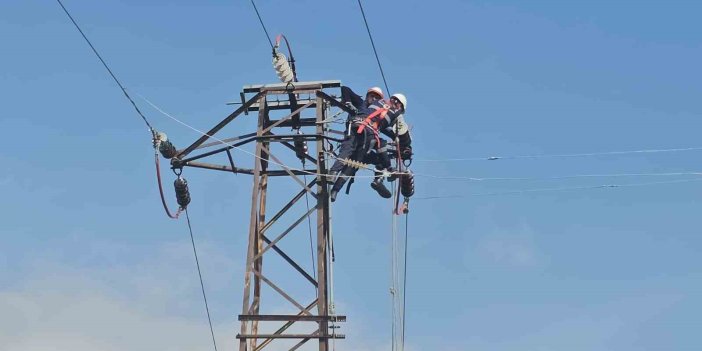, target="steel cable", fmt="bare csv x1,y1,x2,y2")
250,0,274,49
356,0,391,95
185,209,219,351
56,0,155,135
